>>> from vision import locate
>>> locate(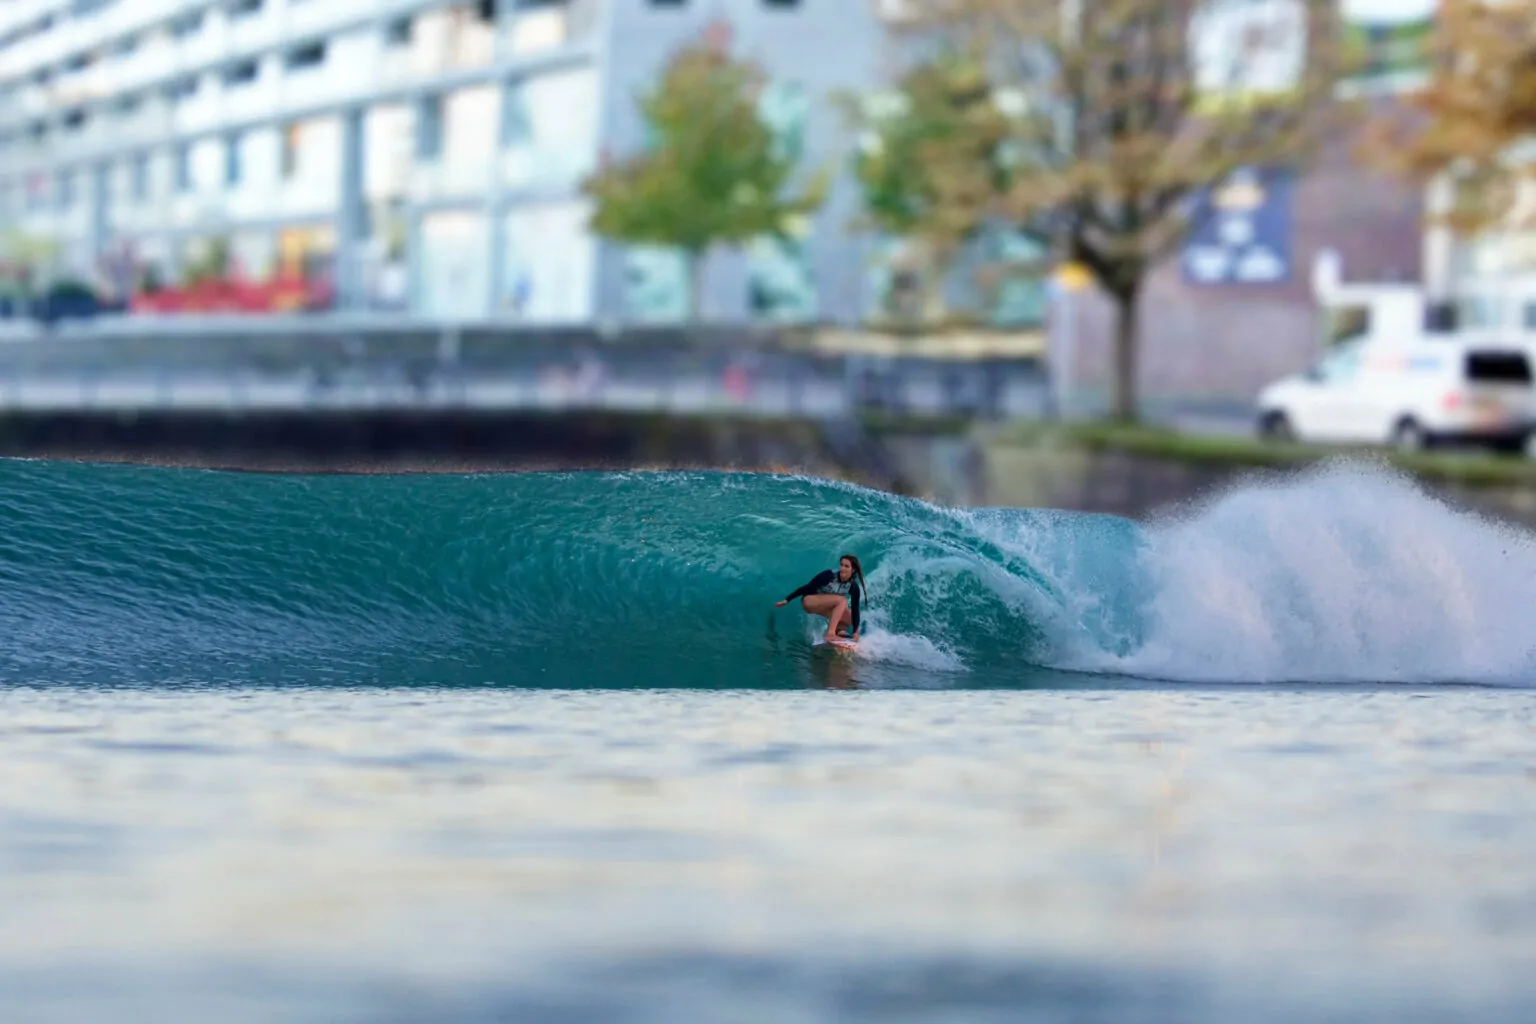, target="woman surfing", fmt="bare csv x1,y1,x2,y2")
776,554,866,644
